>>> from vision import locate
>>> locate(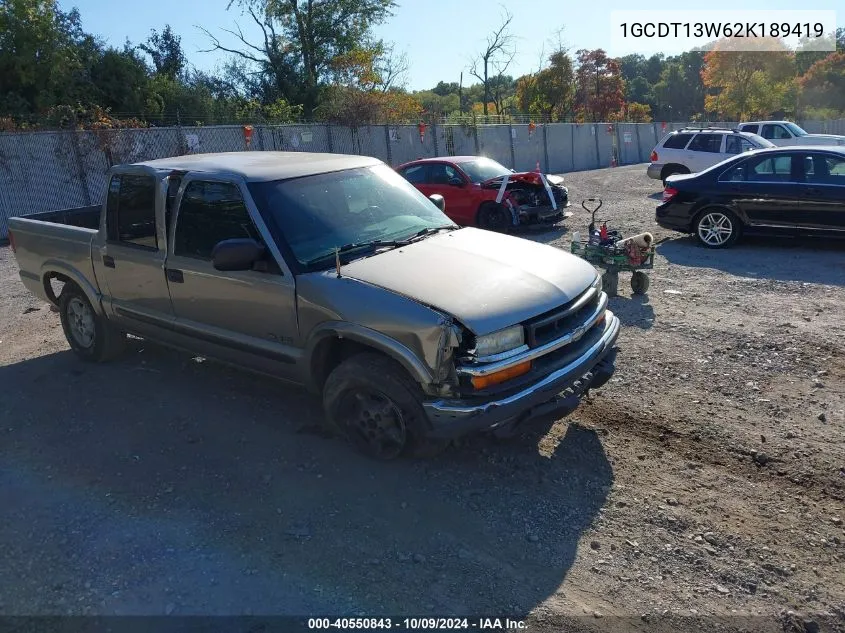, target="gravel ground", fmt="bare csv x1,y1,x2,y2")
1,164,844,632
